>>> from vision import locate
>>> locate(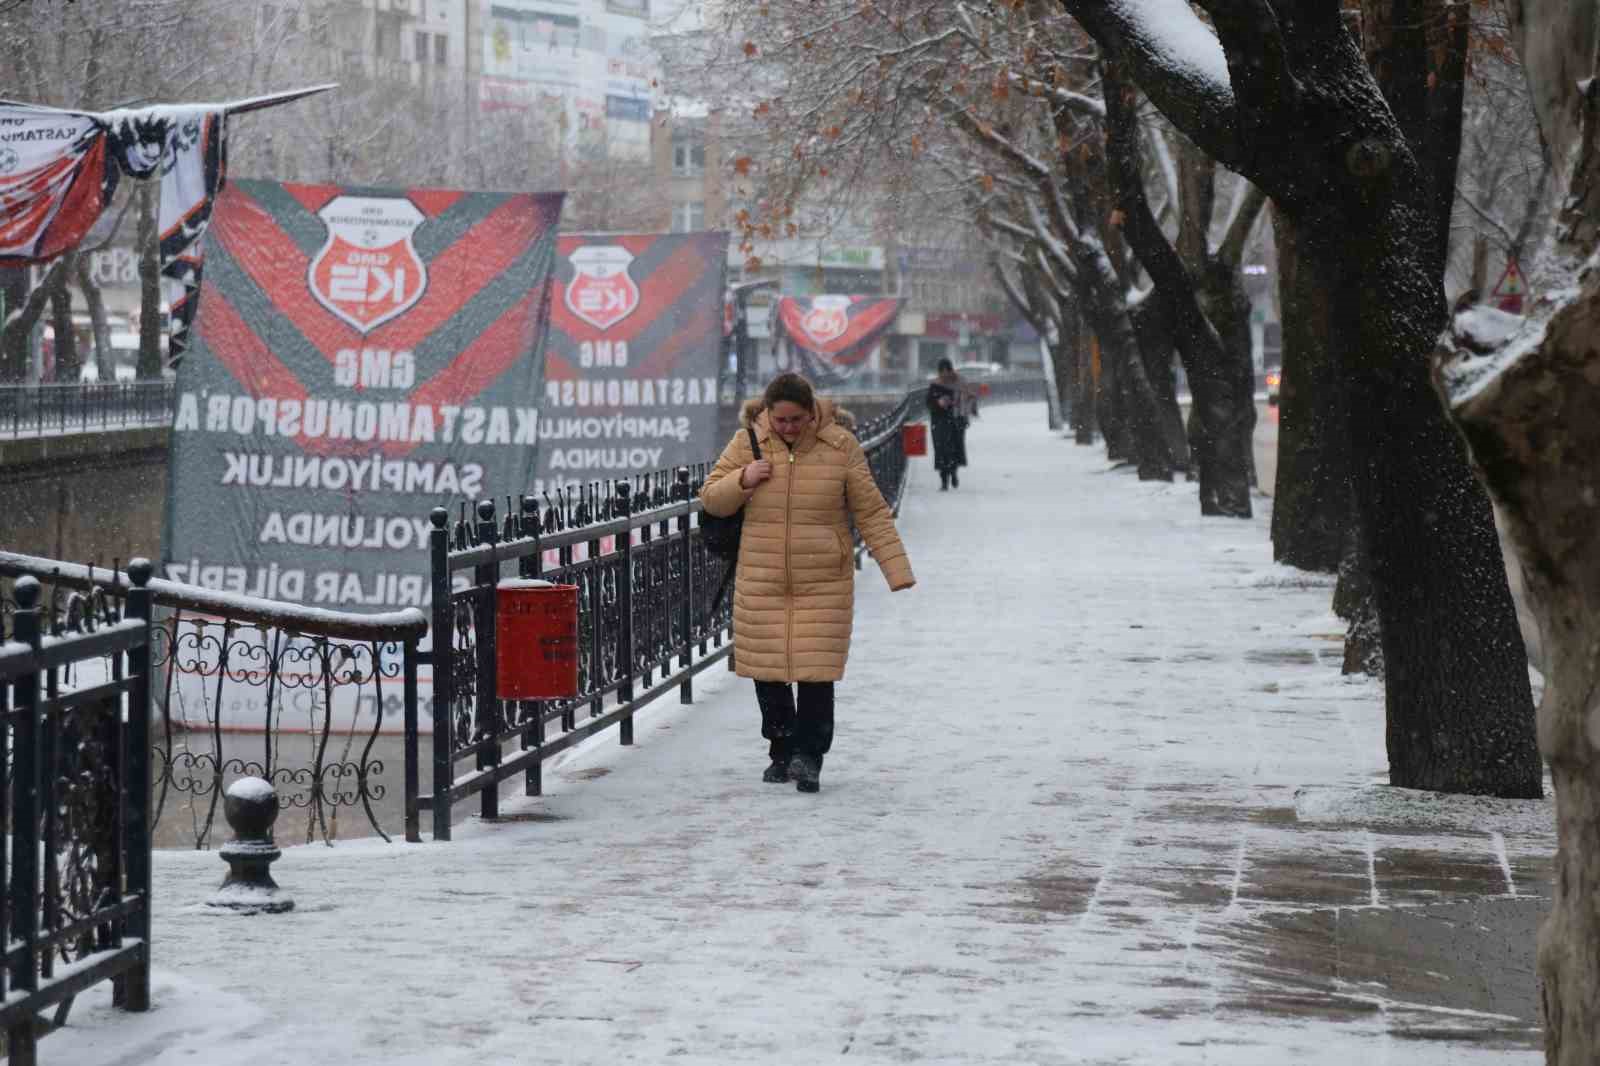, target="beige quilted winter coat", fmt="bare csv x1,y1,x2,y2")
701,399,915,682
